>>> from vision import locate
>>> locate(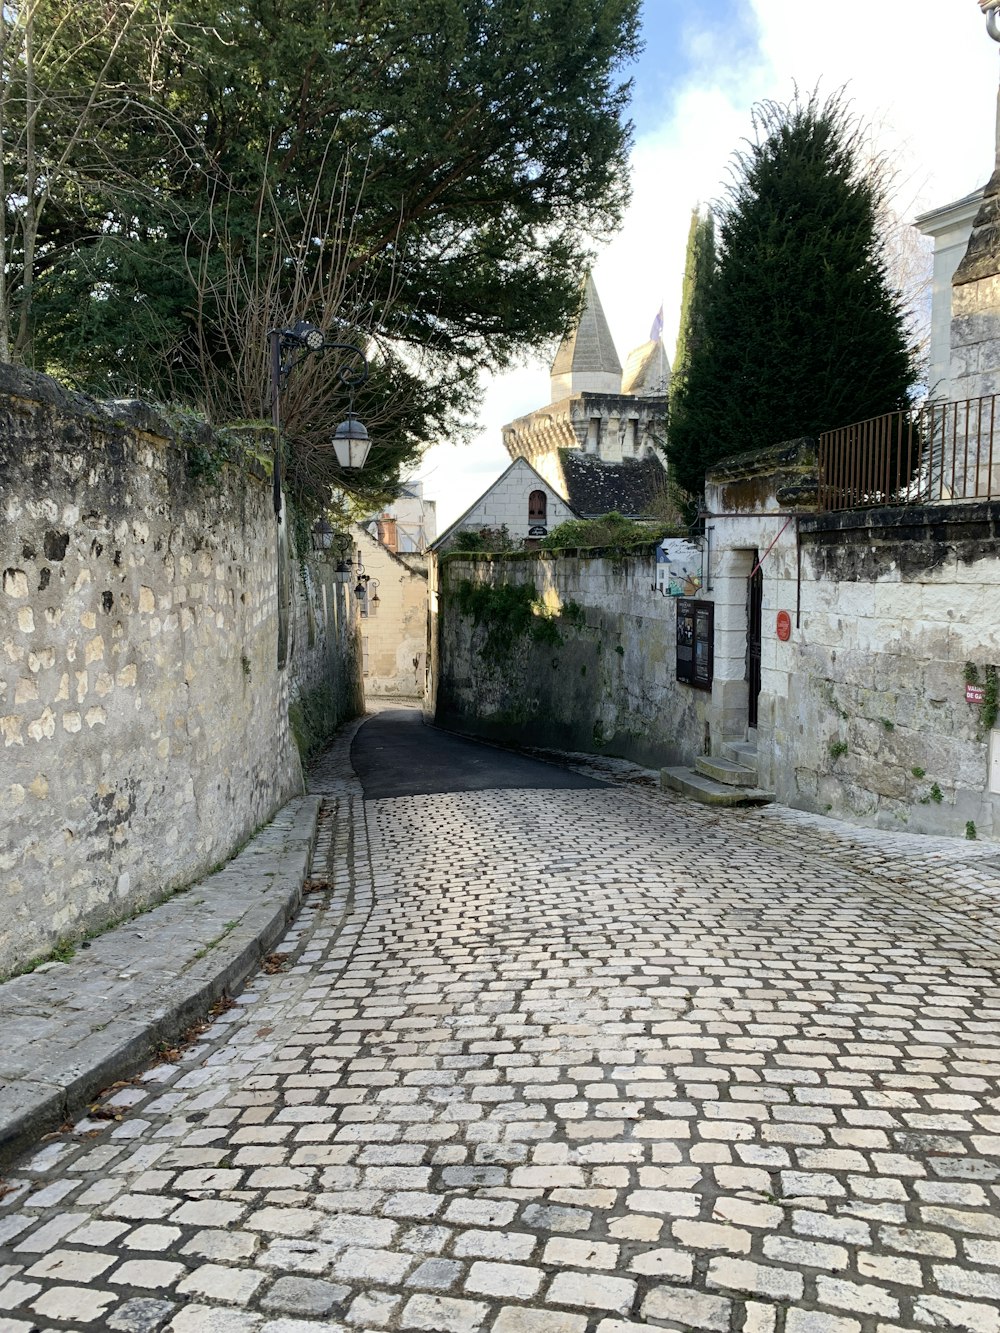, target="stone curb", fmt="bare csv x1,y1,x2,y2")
0,794,322,1167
